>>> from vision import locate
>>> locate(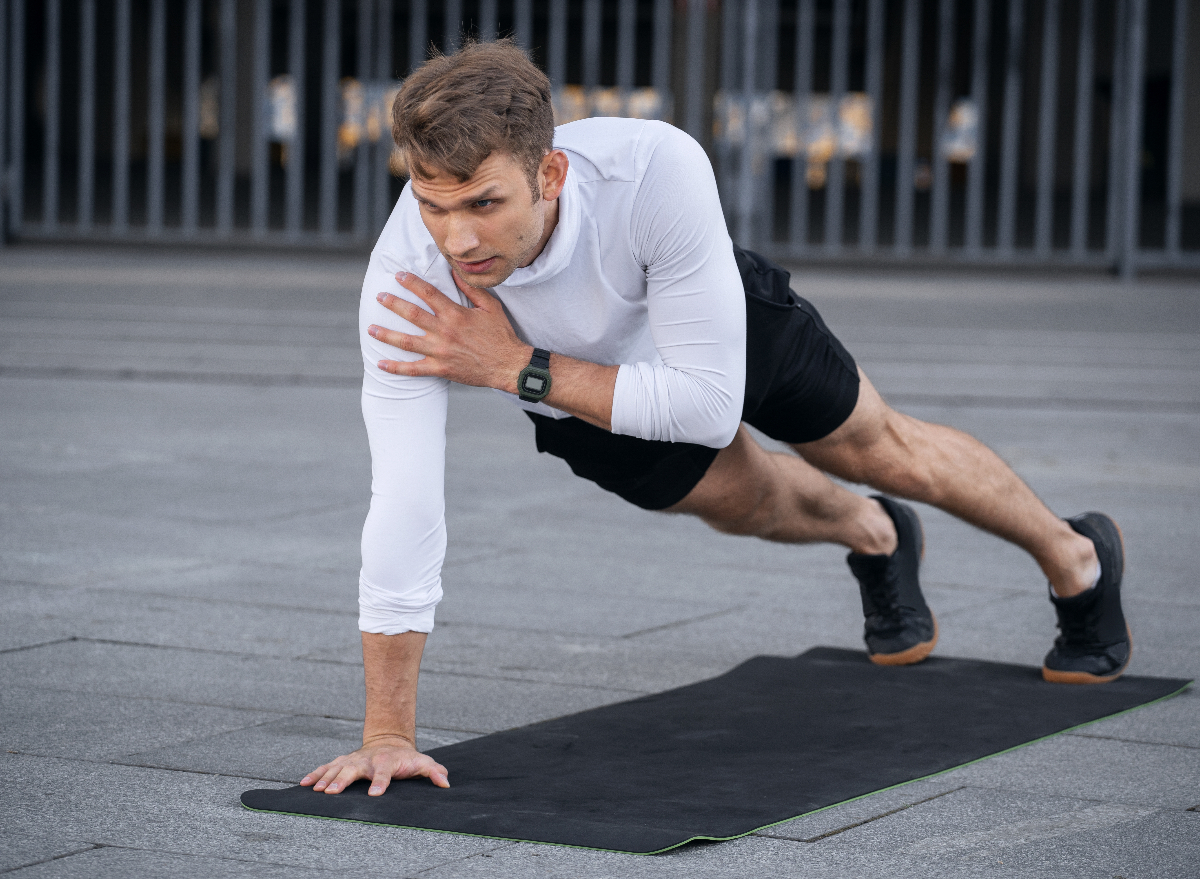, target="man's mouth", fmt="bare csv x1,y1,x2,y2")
454,256,499,274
